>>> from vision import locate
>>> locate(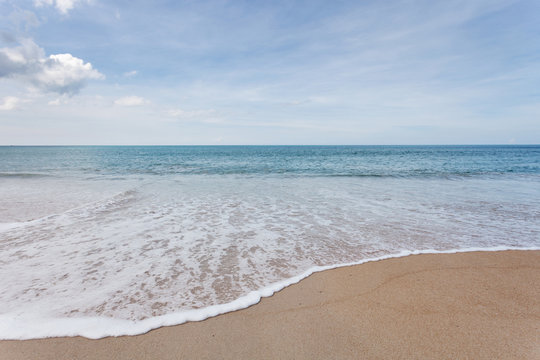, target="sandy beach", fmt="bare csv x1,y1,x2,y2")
1,250,539,359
